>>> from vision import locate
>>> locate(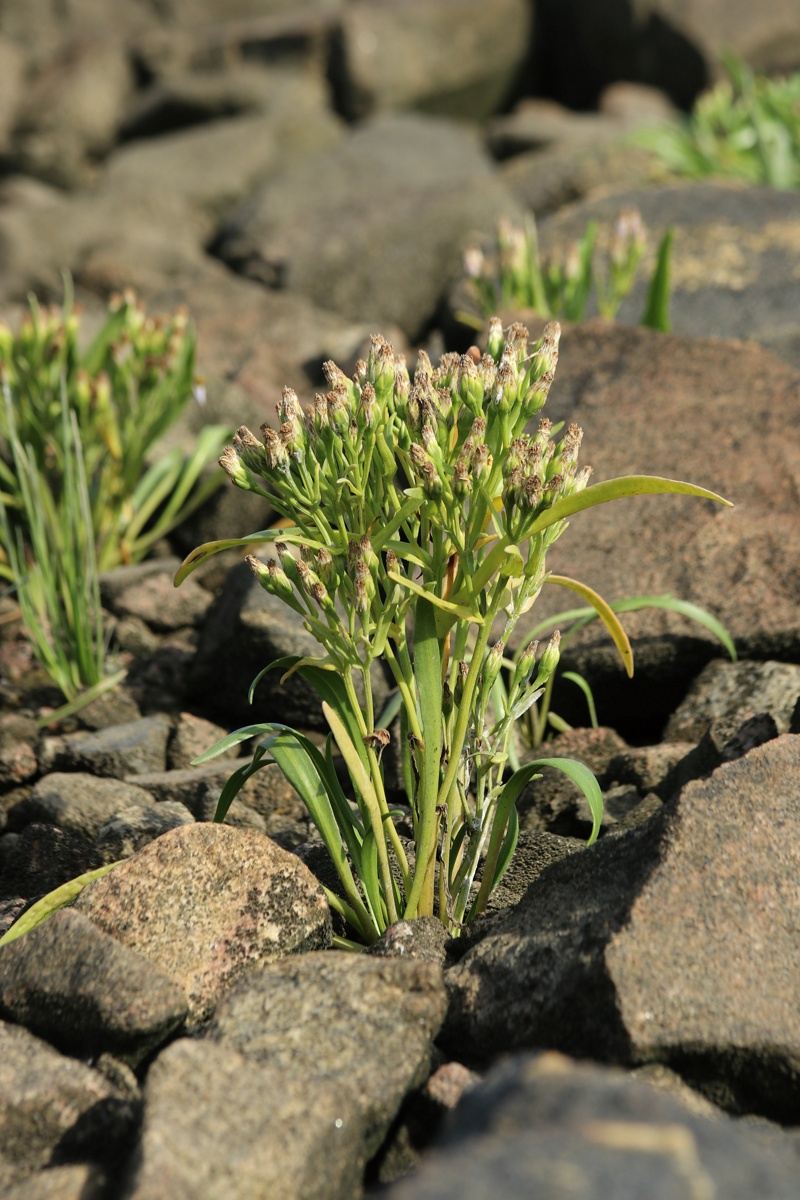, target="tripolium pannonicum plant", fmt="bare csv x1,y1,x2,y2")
176,318,731,947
